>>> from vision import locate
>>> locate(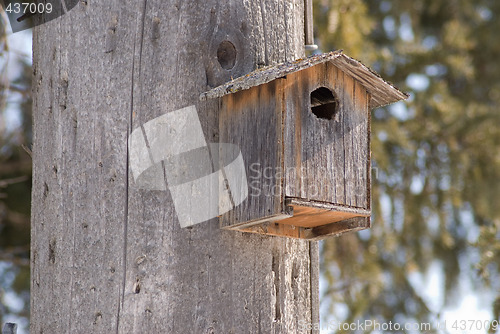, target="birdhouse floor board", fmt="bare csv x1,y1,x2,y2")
279,204,368,228
286,197,370,216
230,216,370,240
222,198,370,239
